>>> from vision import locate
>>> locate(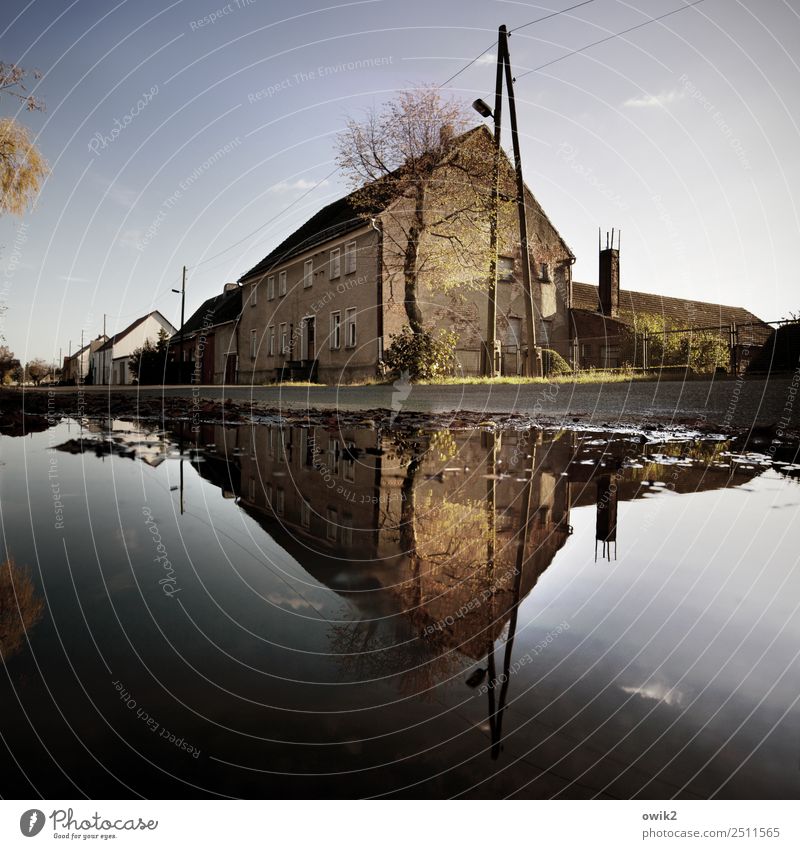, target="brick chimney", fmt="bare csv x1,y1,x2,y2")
598,230,620,318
